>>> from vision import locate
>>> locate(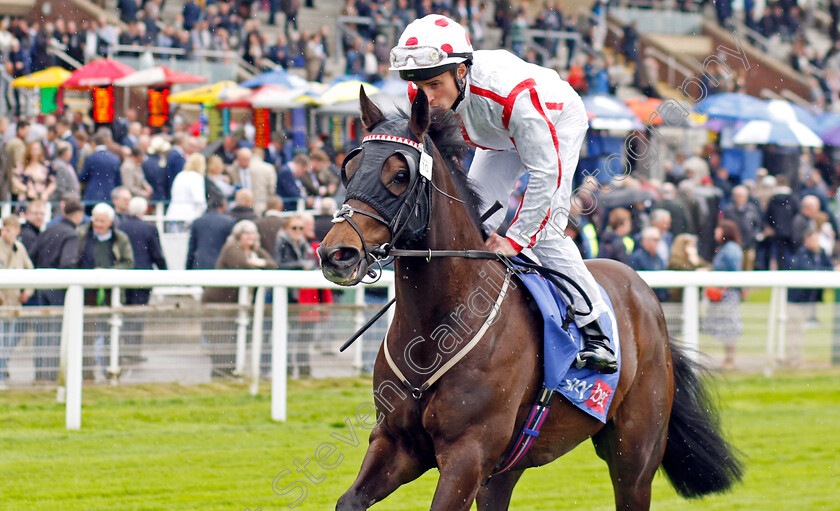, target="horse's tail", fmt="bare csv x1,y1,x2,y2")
660,342,744,498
